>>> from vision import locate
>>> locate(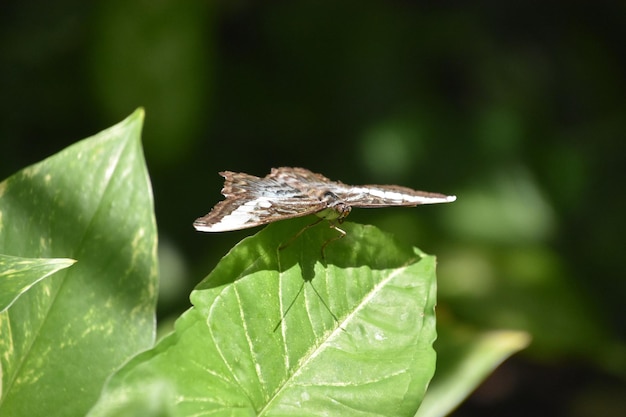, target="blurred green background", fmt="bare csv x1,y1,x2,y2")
1,1,625,415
